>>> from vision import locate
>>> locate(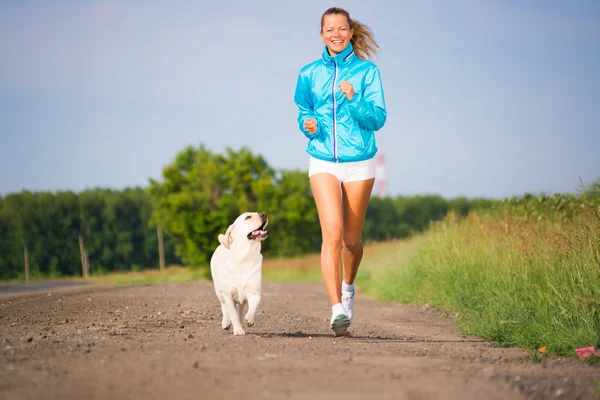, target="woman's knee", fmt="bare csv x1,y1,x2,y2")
322,232,343,249
342,239,362,253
